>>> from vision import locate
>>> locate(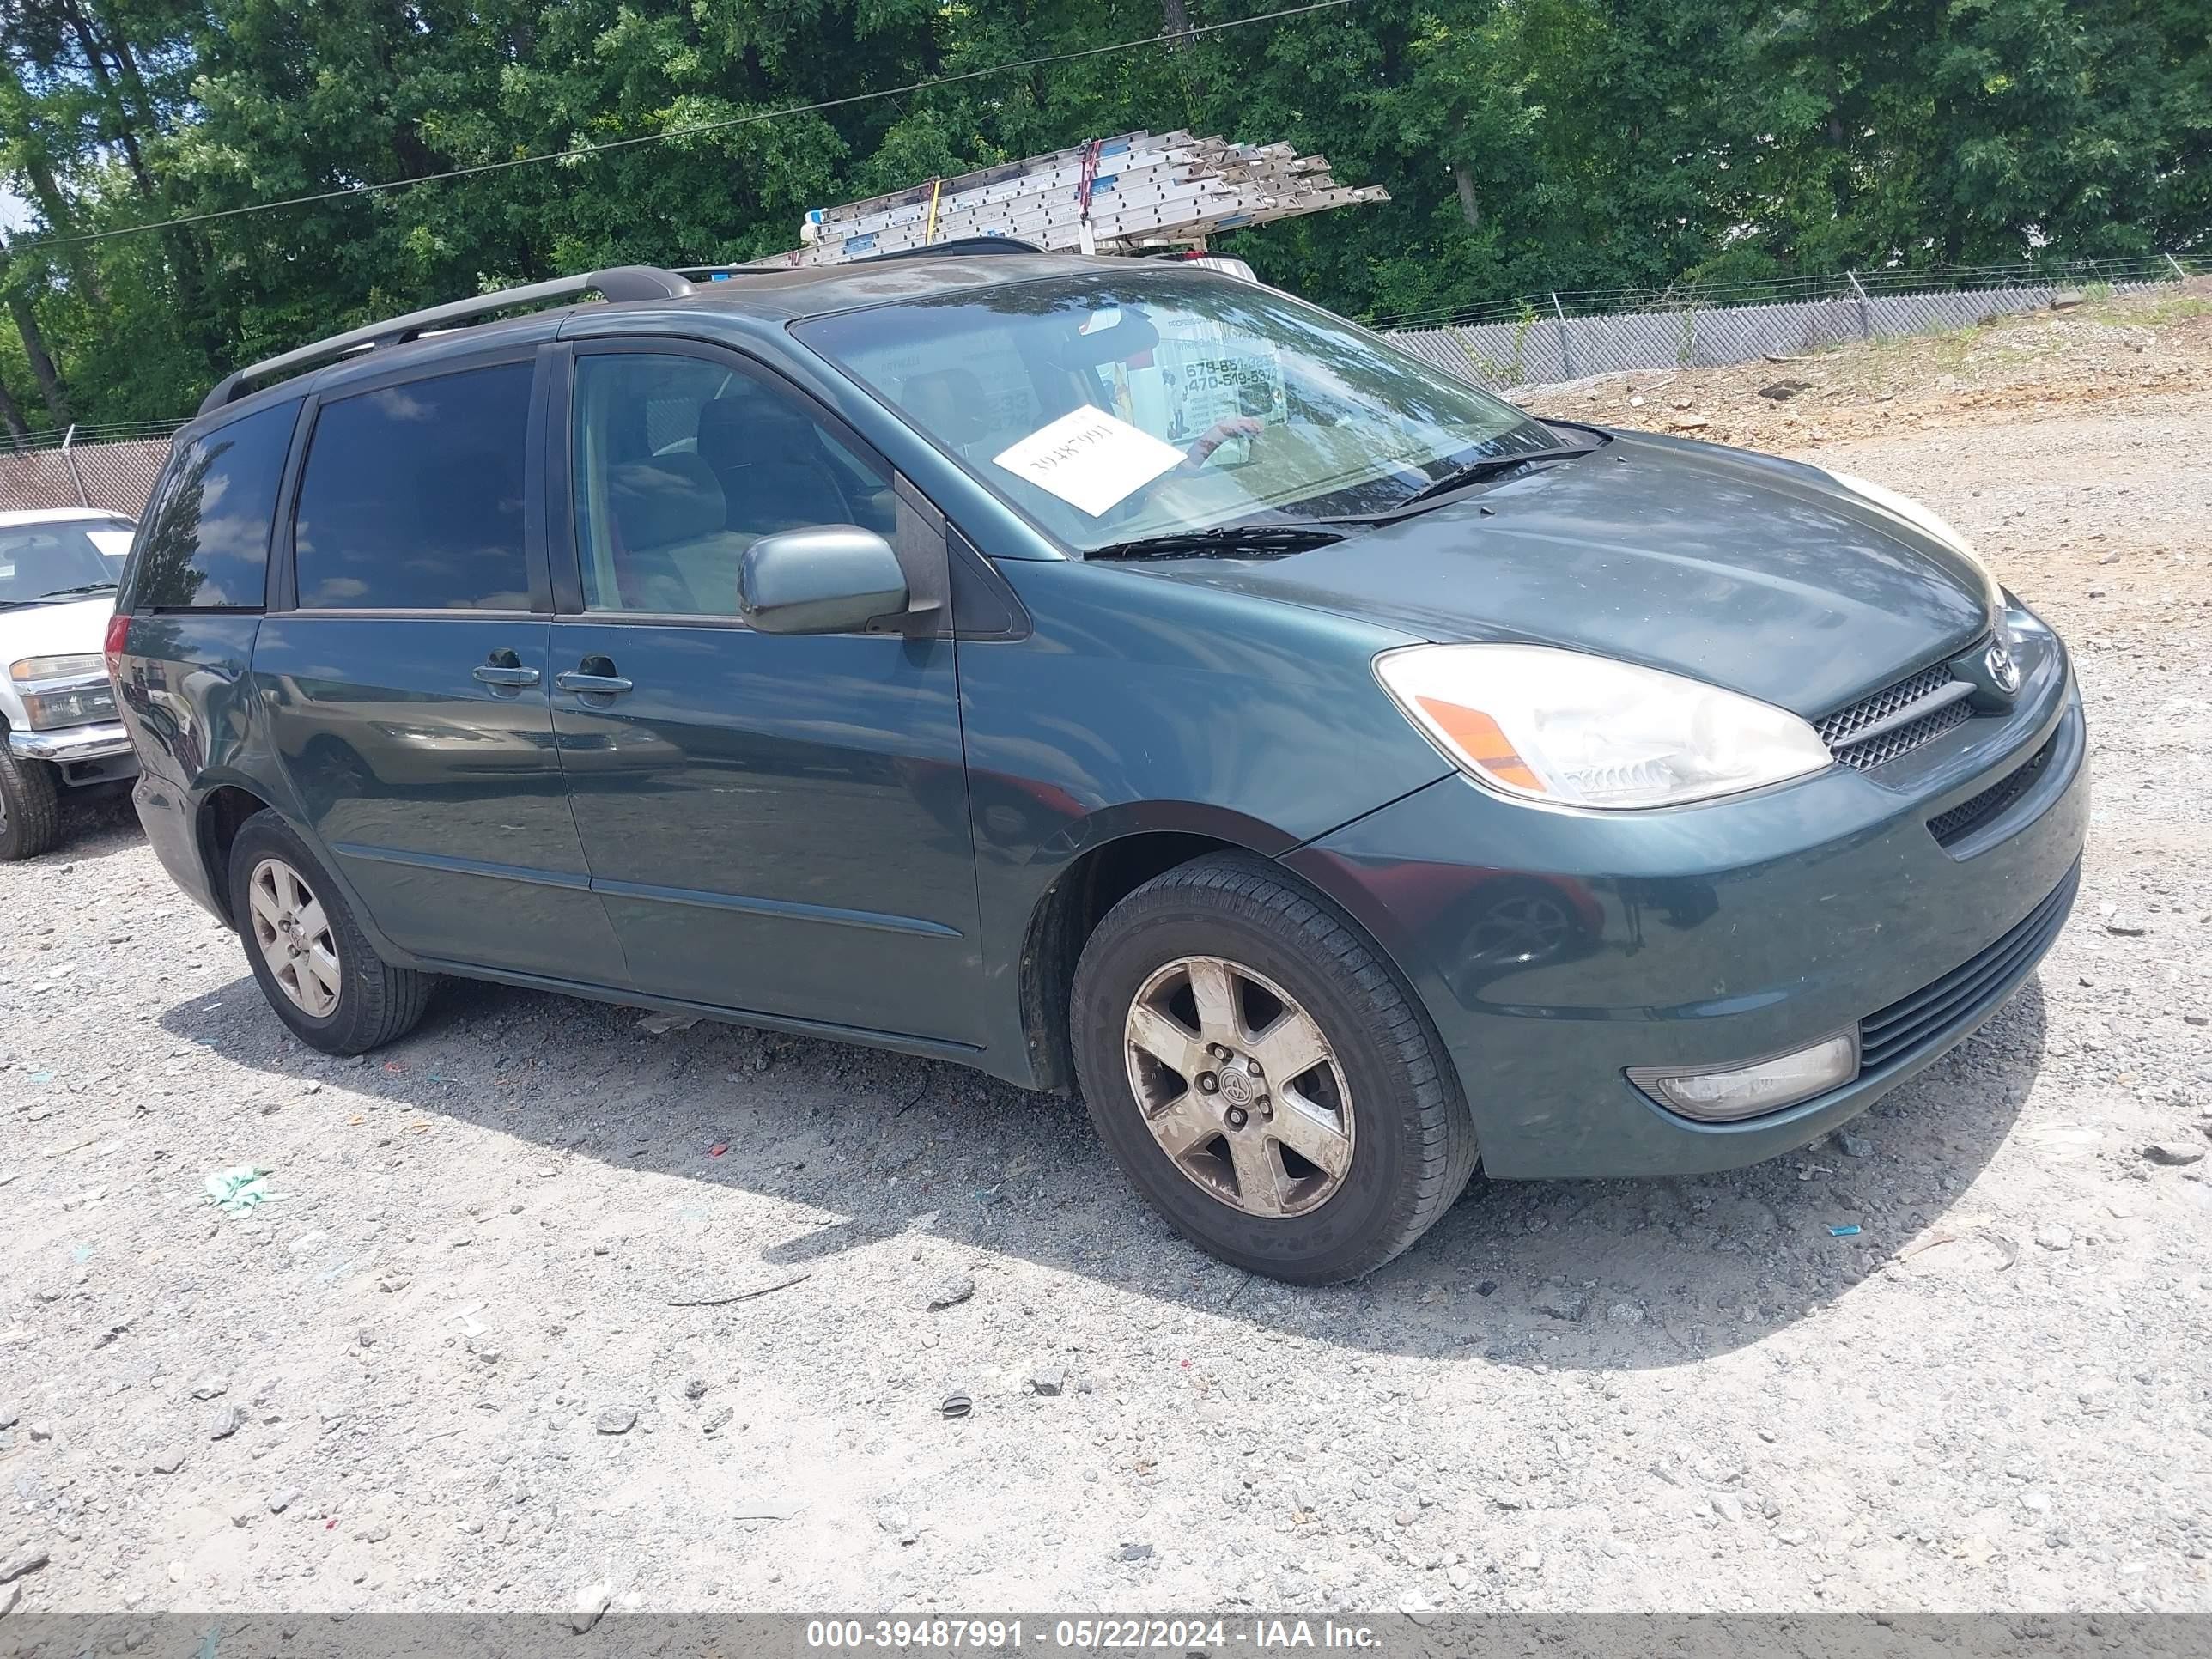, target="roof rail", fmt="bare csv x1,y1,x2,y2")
197,265,696,416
